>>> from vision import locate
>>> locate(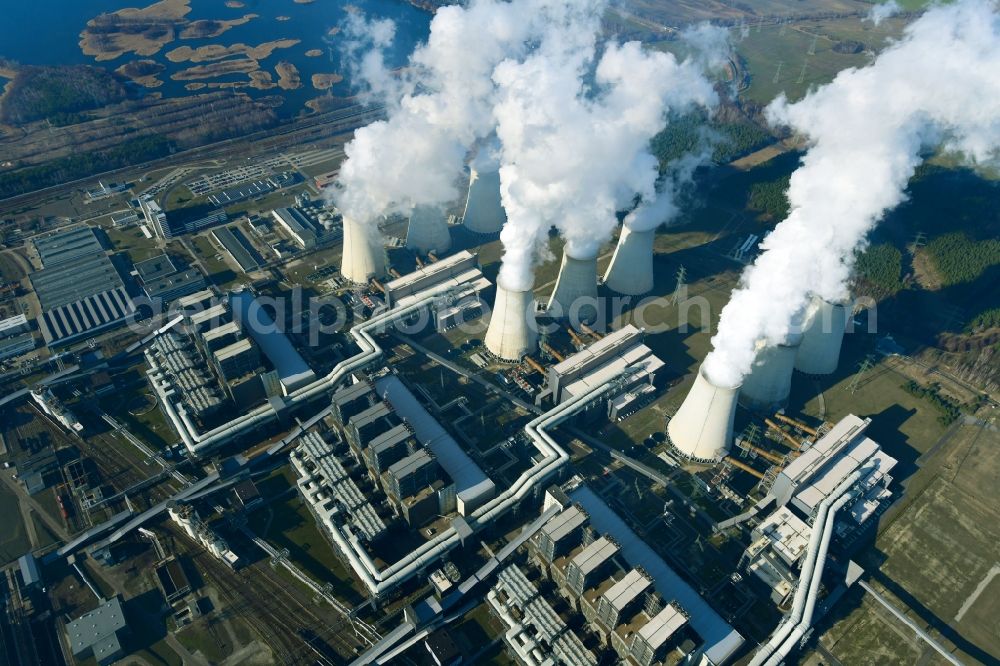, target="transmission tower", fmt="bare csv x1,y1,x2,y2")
671,265,687,305
911,231,928,248
772,61,784,84
796,60,809,84
808,34,819,56
847,356,876,394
